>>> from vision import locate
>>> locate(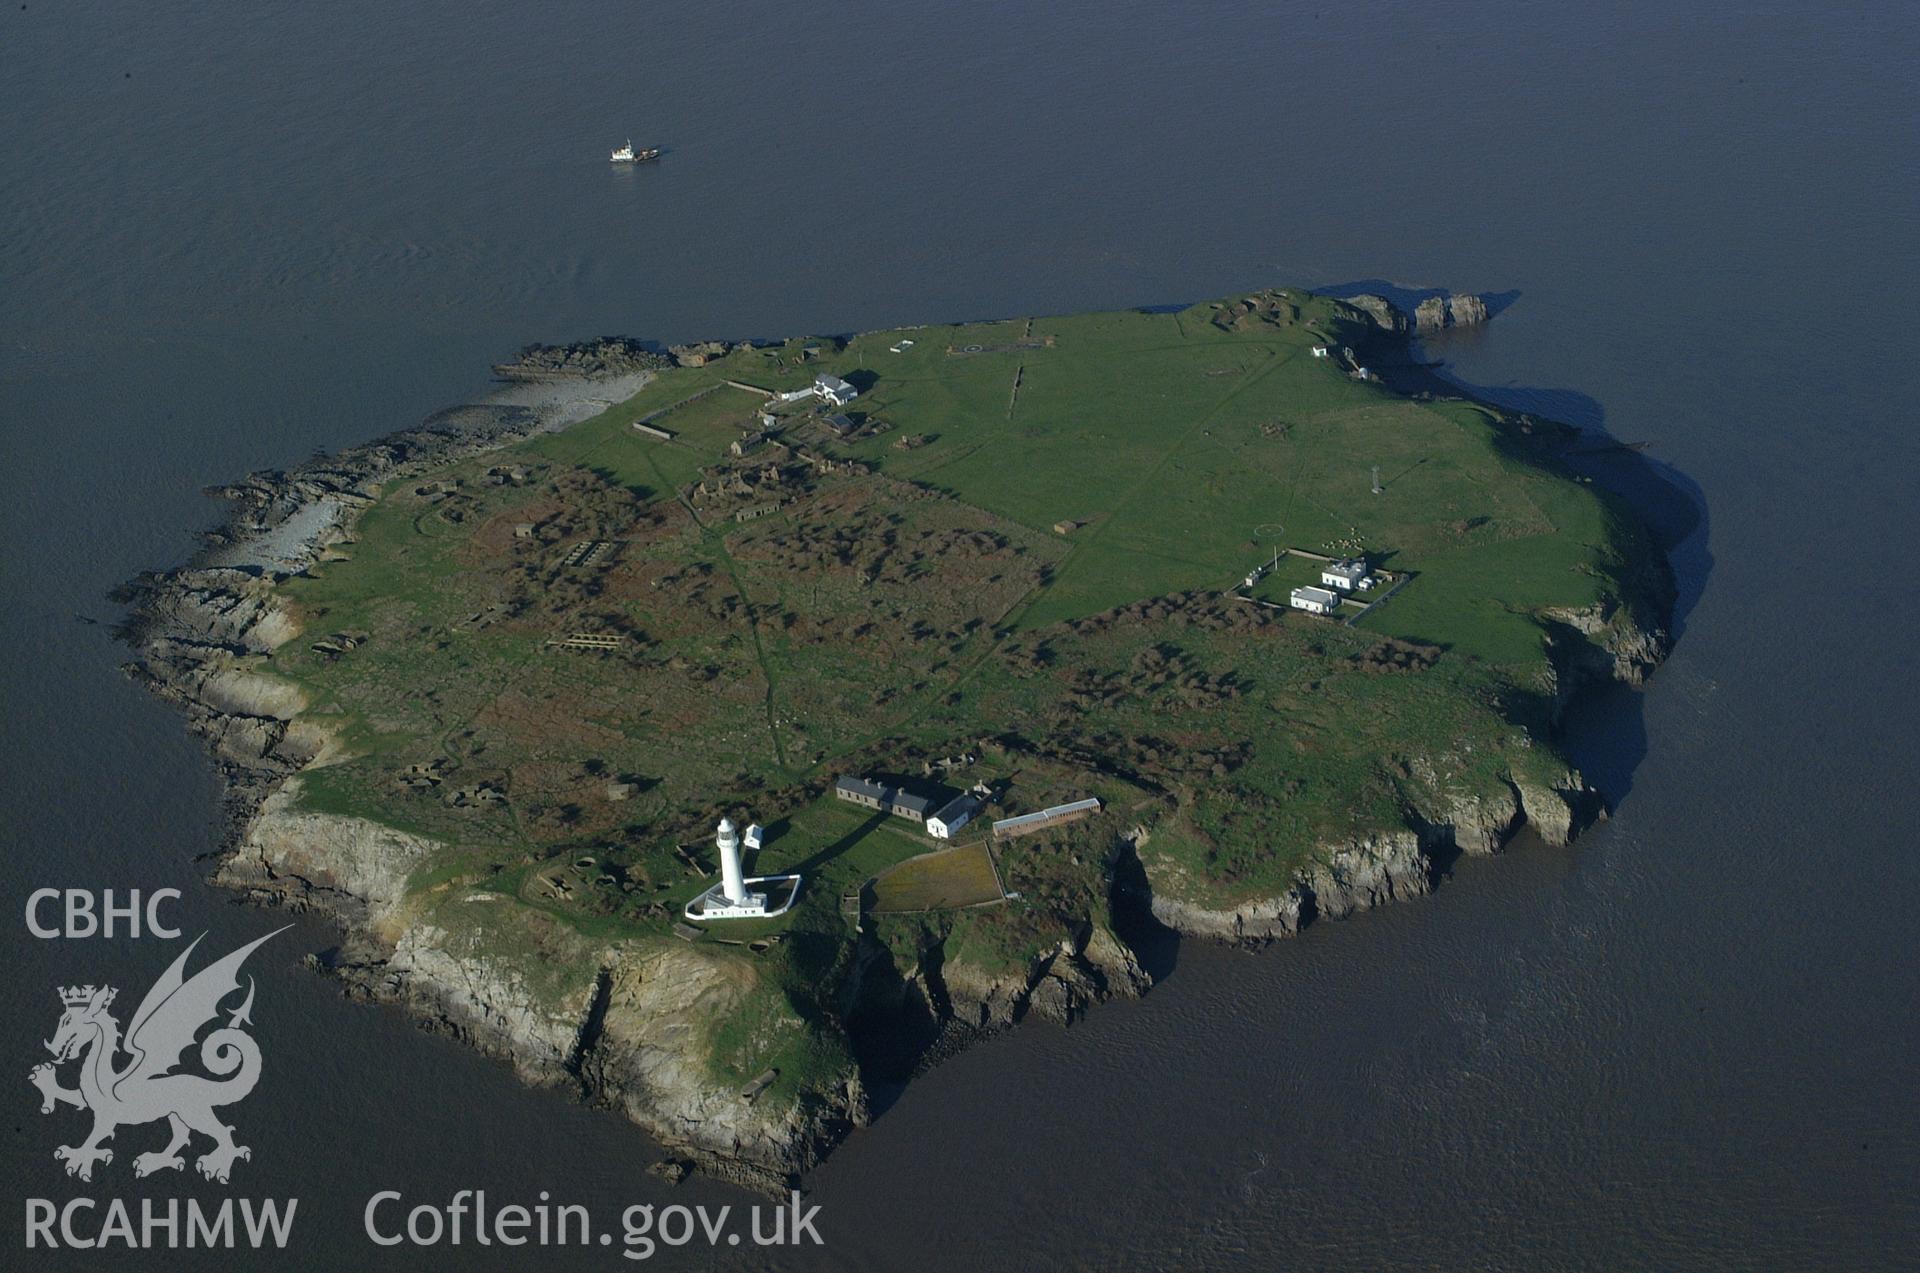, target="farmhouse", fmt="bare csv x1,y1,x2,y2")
1290,585,1342,615
1321,558,1370,590
814,373,859,407
926,792,984,840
